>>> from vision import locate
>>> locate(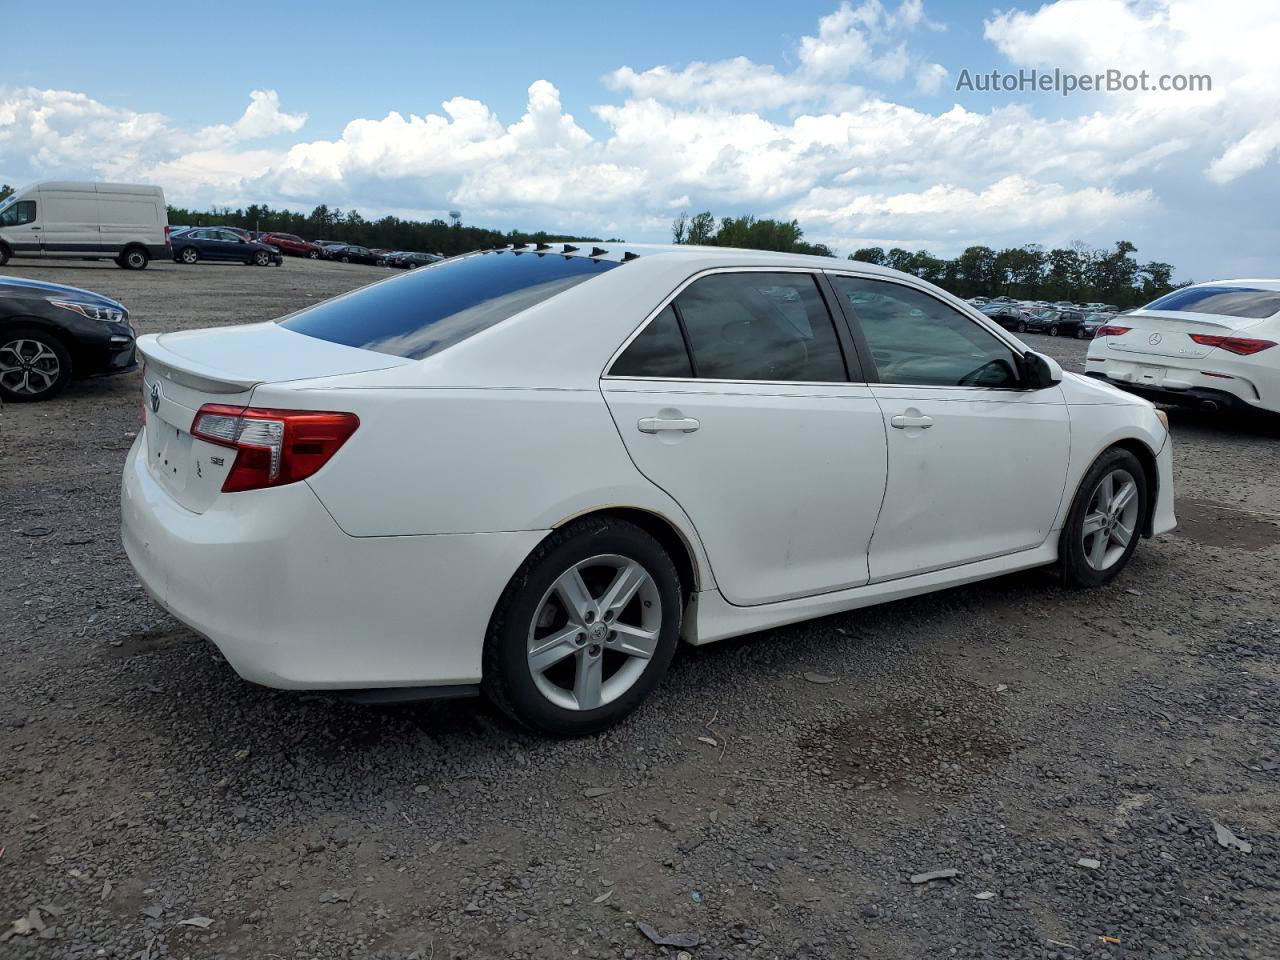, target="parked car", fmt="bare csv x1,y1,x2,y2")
1078,313,1111,339
0,181,169,270
1086,279,1280,413
260,233,323,259
979,302,1027,331
122,245,1174,735
1024,308,1086,337
0,275,135,401
171,228,283,266
402,252,444,269
328,244,379,265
